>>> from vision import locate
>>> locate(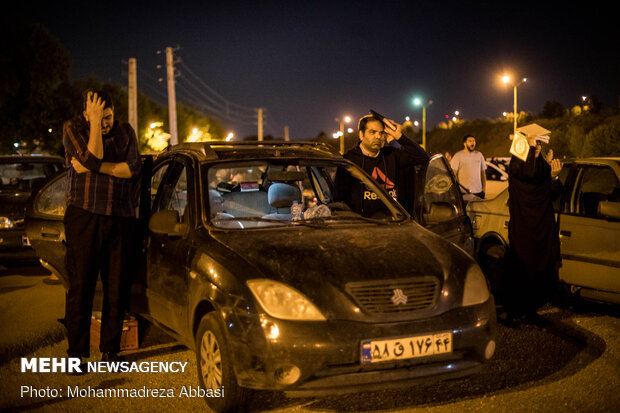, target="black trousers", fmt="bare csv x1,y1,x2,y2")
64,205,136,357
